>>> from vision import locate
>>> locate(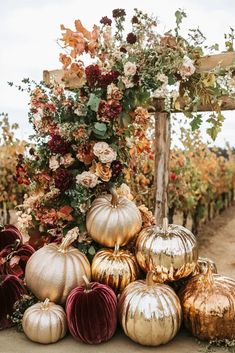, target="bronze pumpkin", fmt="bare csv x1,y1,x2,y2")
118,272,182,346
23,299,67,344
135,218,198,282
86,188,142,247
179,267,235,341
91,244,140,292
25,230,91,304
